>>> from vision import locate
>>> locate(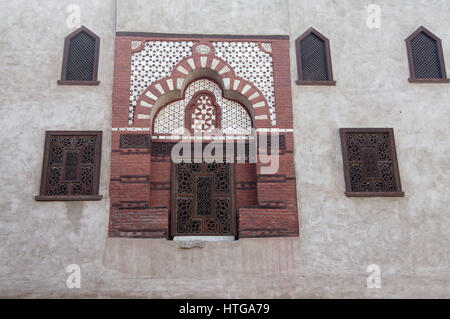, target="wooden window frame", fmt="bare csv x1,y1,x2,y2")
170,162,237,237
119,134,151,149
405,26,449,83
57,26,101,86
295,27,336,86
35,131,103,201
339,128,404,197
